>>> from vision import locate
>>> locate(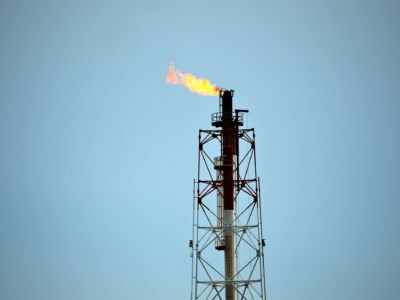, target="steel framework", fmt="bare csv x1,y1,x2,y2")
190,91,266,300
